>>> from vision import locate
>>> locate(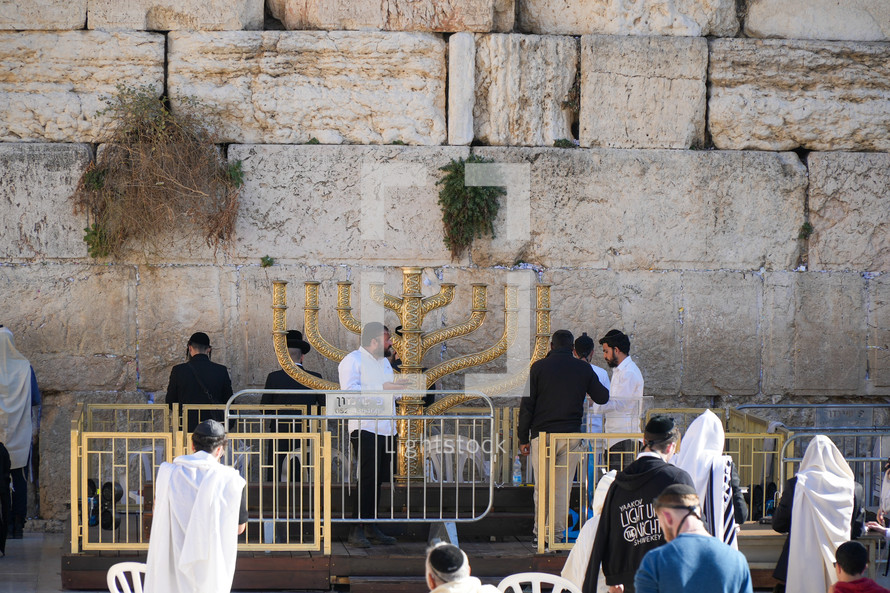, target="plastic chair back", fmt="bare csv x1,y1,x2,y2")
497,571,582,593
106,561,146,593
